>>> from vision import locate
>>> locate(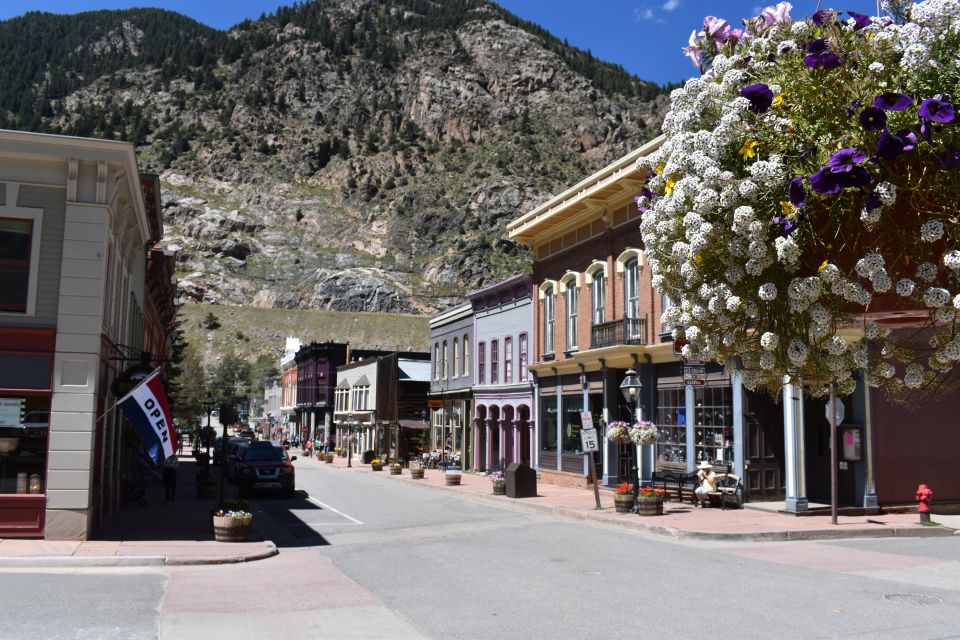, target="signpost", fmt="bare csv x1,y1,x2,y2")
683,361,706,388
580,411,602,509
